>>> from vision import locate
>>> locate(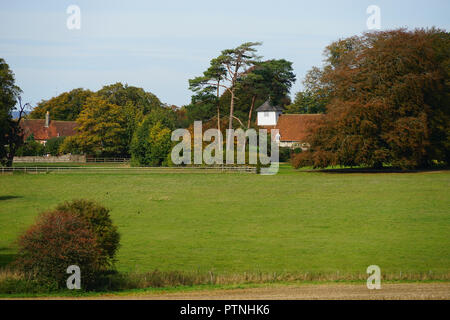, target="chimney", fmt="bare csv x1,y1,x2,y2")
45,111,50,128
